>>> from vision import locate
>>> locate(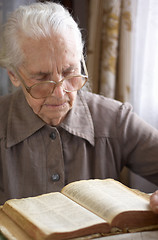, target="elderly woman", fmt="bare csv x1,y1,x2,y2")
0,2,158,212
